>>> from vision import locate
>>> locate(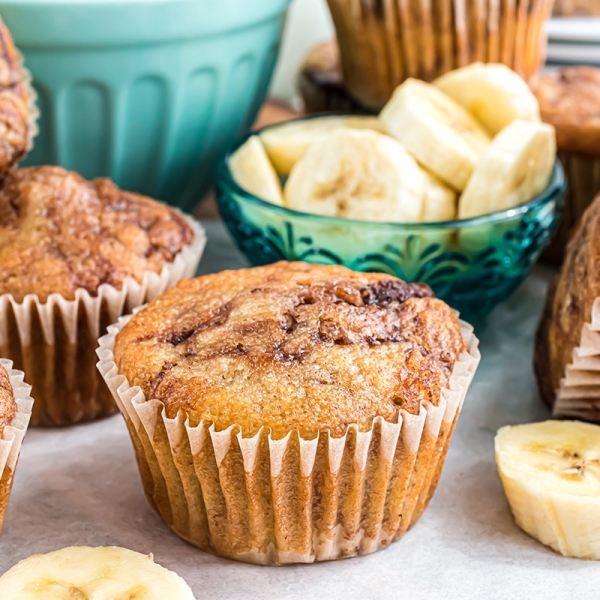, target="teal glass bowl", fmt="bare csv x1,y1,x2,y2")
215,131,566,319
0,0,290,212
